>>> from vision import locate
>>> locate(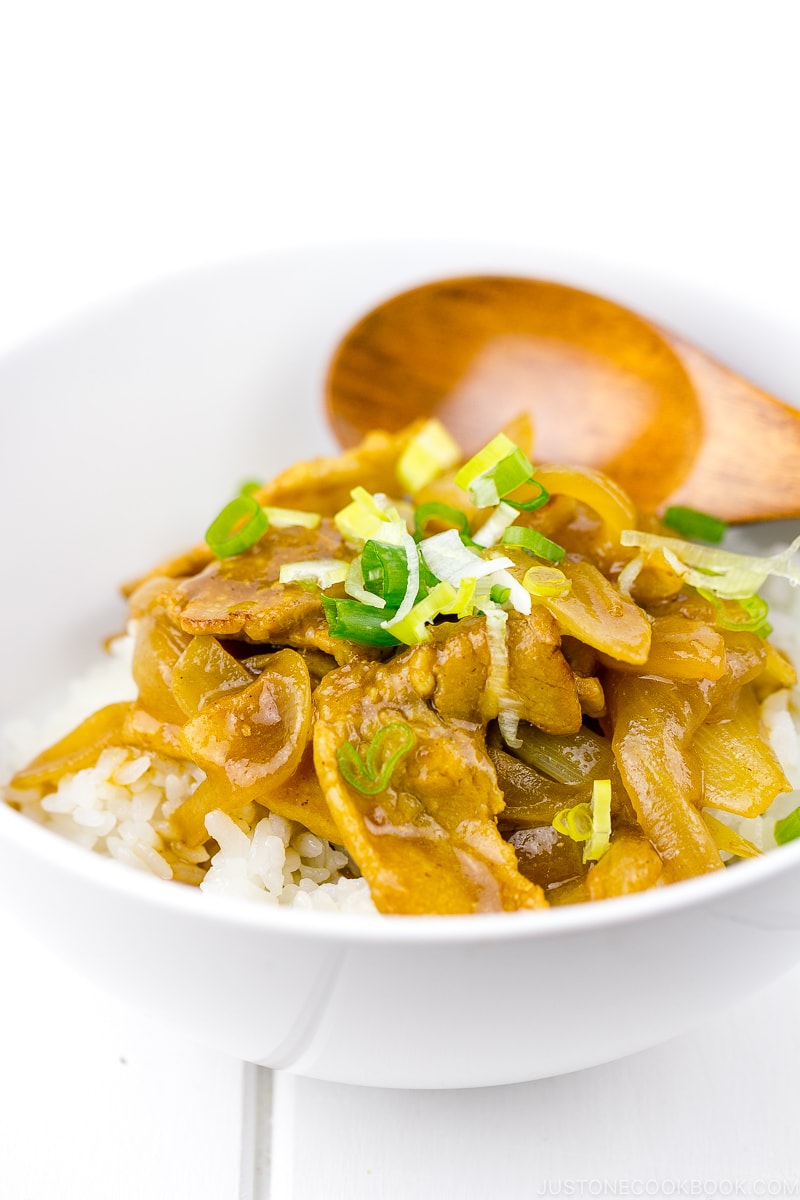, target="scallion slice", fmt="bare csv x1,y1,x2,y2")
336,722,416,795
386,580,458,645
583,778,612,863
472,501,518,548
454,432,517,491
279,558,349,588
344,557,386,608
413,501,473,543
396,419,461,493
334,487,406,544
239,479,263,496
361,539,410,606
697,588,771,636
522,565,571,598
490,584,511,604
664,505,727,544
502,480,550,512
321,596,400,646
469,447,535,507
206,495,269,558
262,505,321,530
553,802,593,842
775,806,800,846
502,526,566,563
